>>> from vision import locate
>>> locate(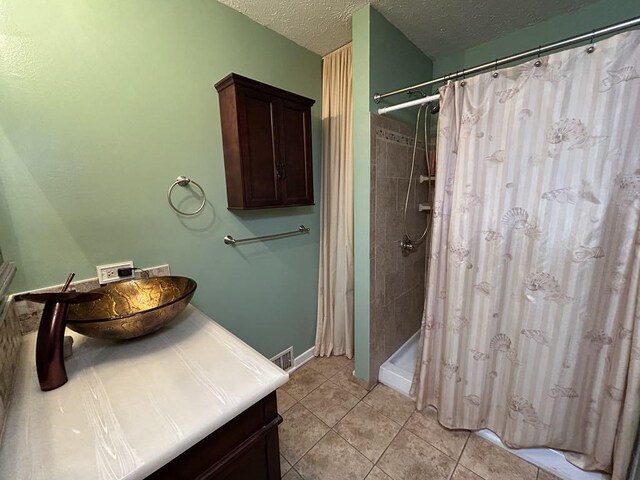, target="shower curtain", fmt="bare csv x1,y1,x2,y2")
315,43,354,358
413,30,640,479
